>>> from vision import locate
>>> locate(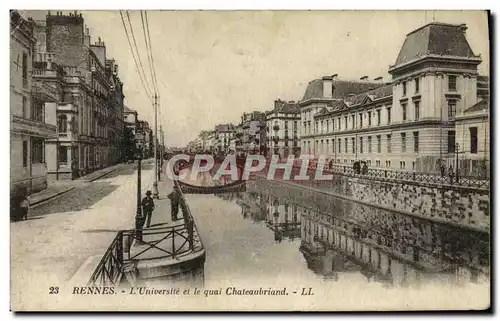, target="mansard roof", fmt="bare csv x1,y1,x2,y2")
393,22,477,67
344,84,393,107
301,78,385,101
